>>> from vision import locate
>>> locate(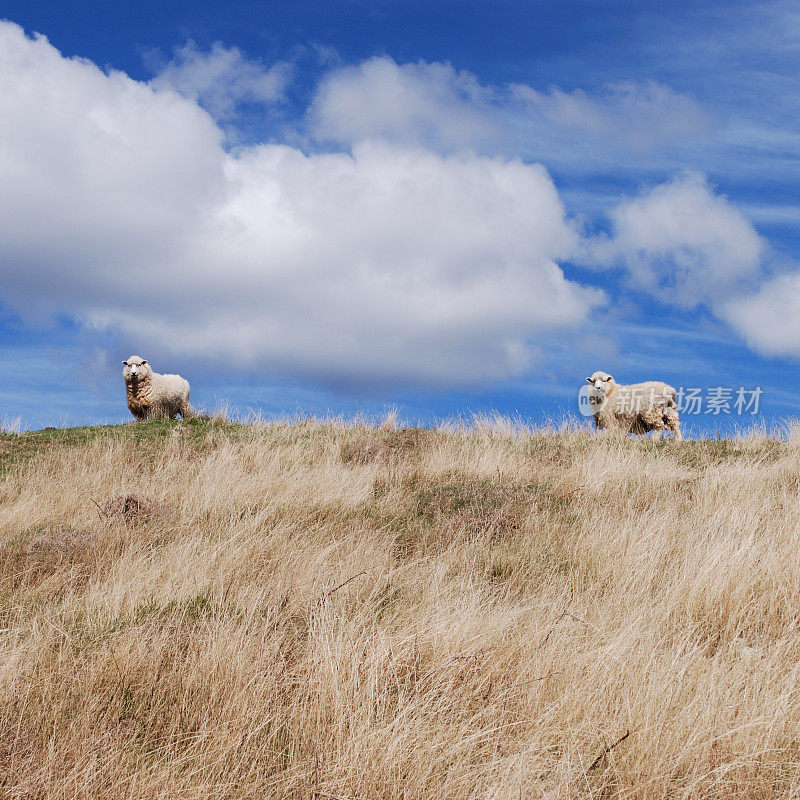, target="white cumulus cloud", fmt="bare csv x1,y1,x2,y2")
723,271,800,358
0,22,602,389
588,173,764,307
309,57,497,150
